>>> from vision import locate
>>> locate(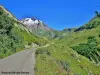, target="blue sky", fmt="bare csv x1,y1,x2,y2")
0,0,100,30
